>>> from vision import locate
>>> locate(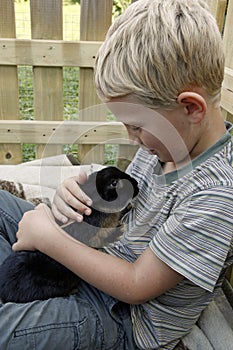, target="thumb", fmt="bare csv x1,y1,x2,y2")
12,240,21,252
12,229,20,251
12,238,36,252
12,228,24,251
